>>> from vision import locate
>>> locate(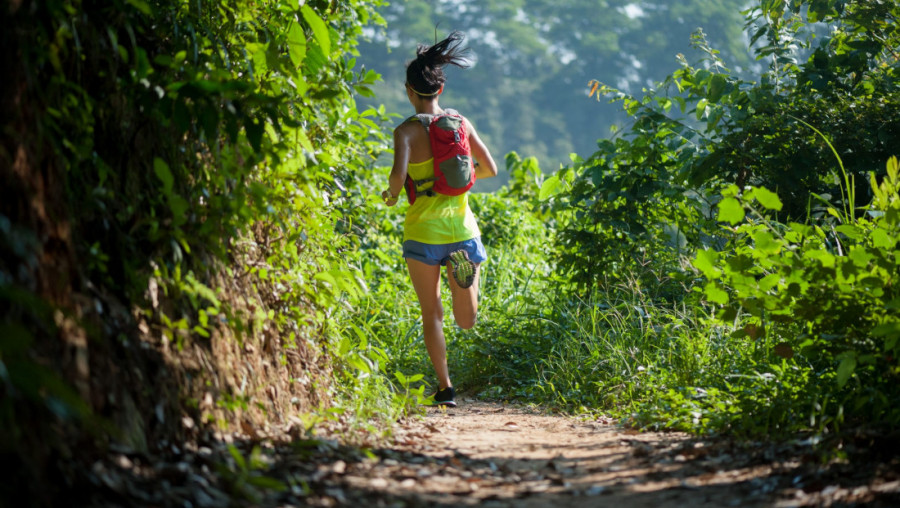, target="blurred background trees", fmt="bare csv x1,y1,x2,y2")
356,0,755,188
